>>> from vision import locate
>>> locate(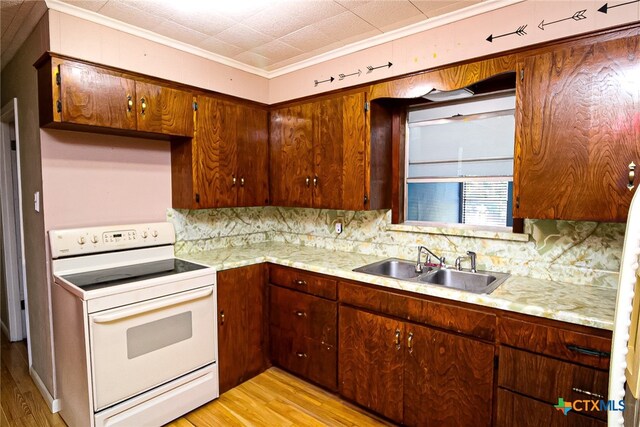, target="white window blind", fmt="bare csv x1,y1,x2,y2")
462,182,509,227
